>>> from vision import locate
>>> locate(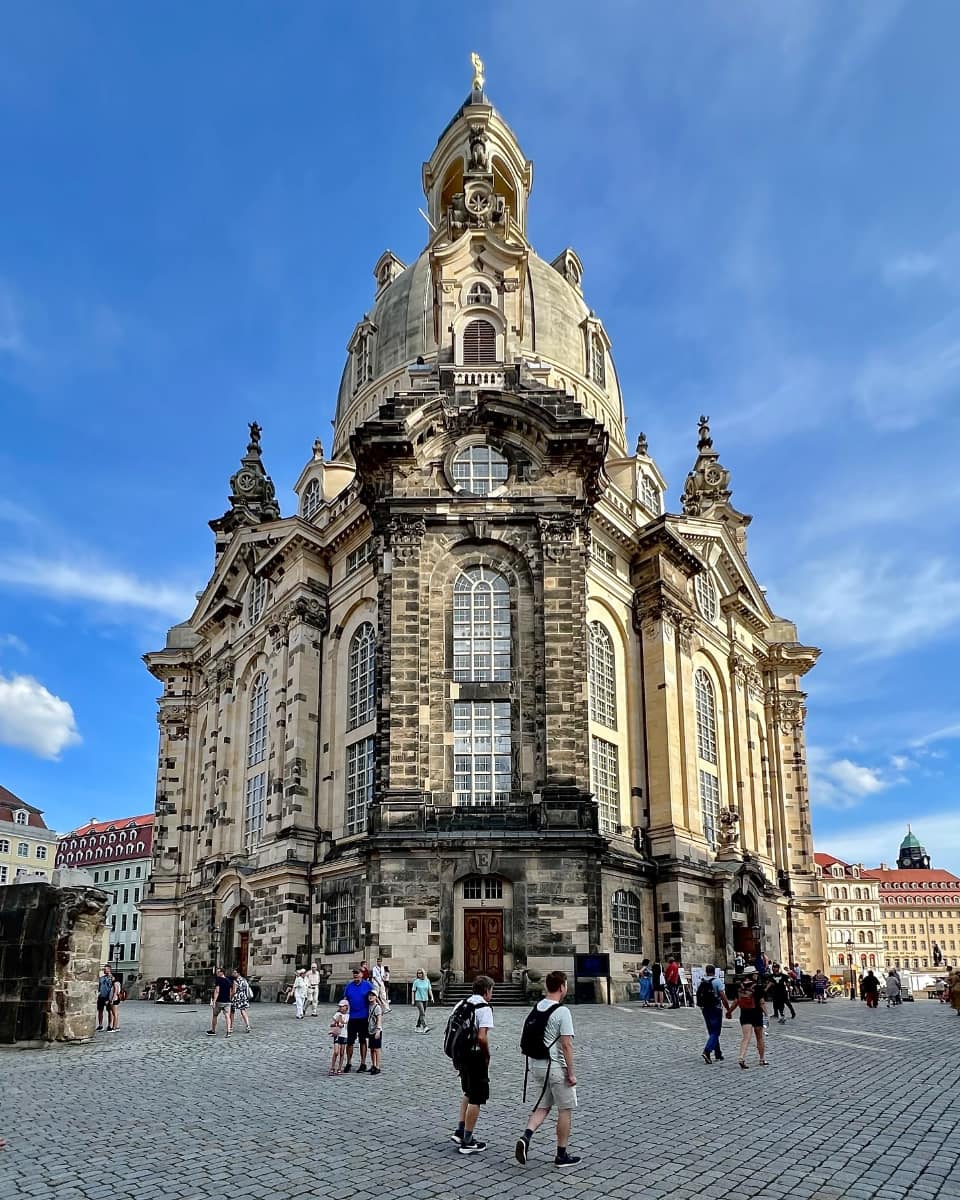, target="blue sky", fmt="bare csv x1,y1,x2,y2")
1,2,957,870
